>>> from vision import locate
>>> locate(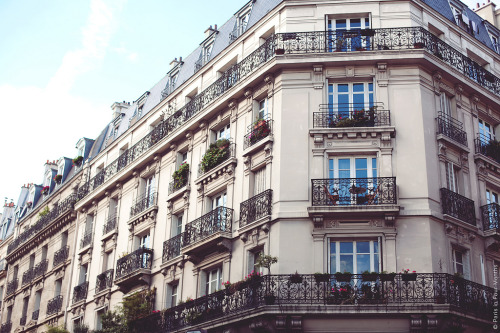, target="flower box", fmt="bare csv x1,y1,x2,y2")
201,139,230,173
401,273,417,282
314,273,330,283
362,273,378,282
360,29,375,37
380,273,396,282
73,156,83,167
41,186,50,195
334,273,352,282
275,48,285,55
54,175,62,184
289,273,303,284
